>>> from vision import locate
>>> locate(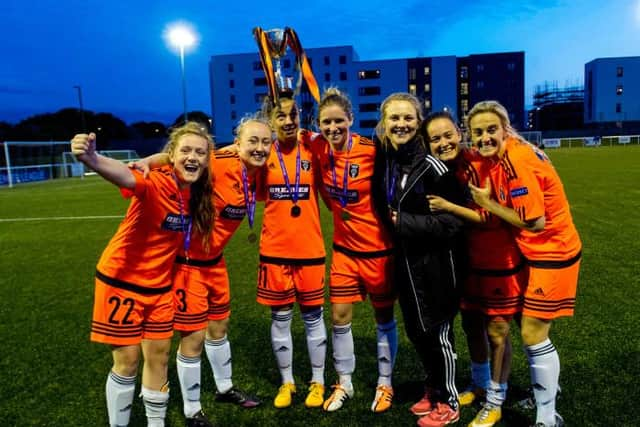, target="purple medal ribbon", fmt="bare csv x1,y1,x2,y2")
173,174,192,258
274,140,301,205
385,159,397,206
328,134,353,209
241,165,256,229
